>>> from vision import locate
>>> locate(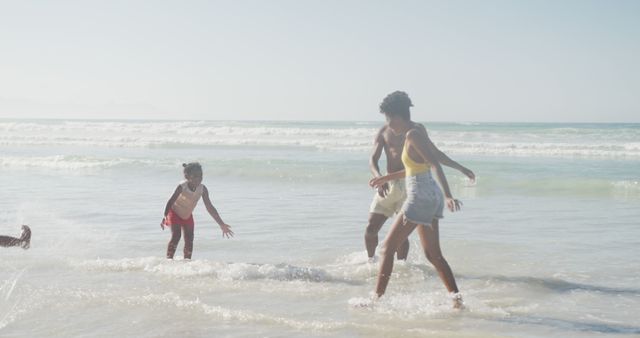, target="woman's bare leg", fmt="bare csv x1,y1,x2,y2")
416,220,458,292
375,216,418,297
416,220,461,307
